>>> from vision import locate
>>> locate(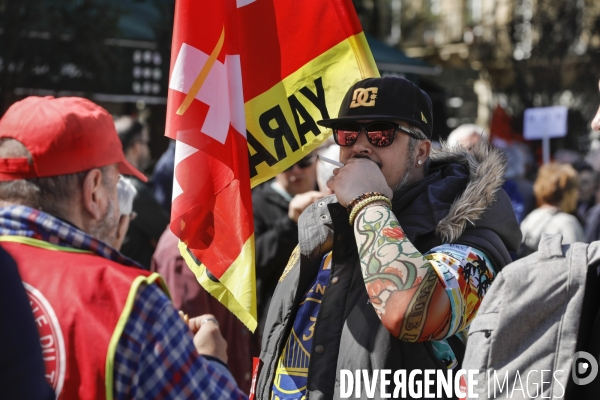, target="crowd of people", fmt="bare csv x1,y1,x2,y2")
2,75,600,399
